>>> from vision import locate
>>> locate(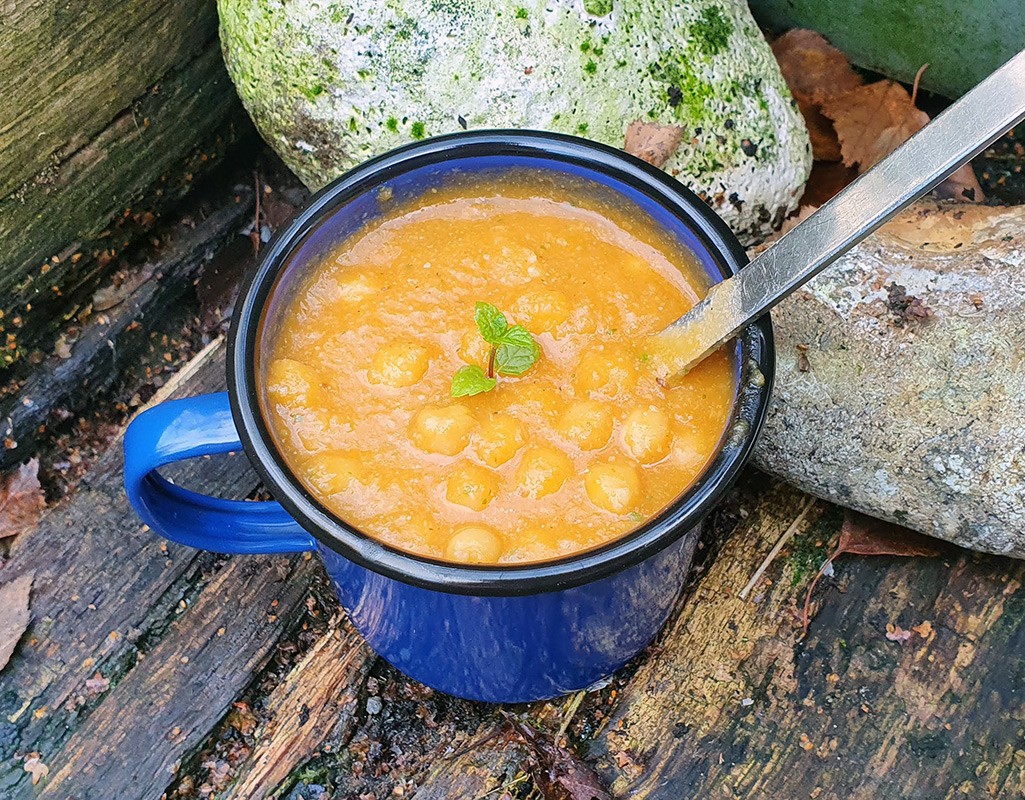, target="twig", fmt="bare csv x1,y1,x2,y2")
251,171,263,256
801,548,840,637
555,690,585,743
476,773,529,799
739,496,817,600
911,63,930,106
